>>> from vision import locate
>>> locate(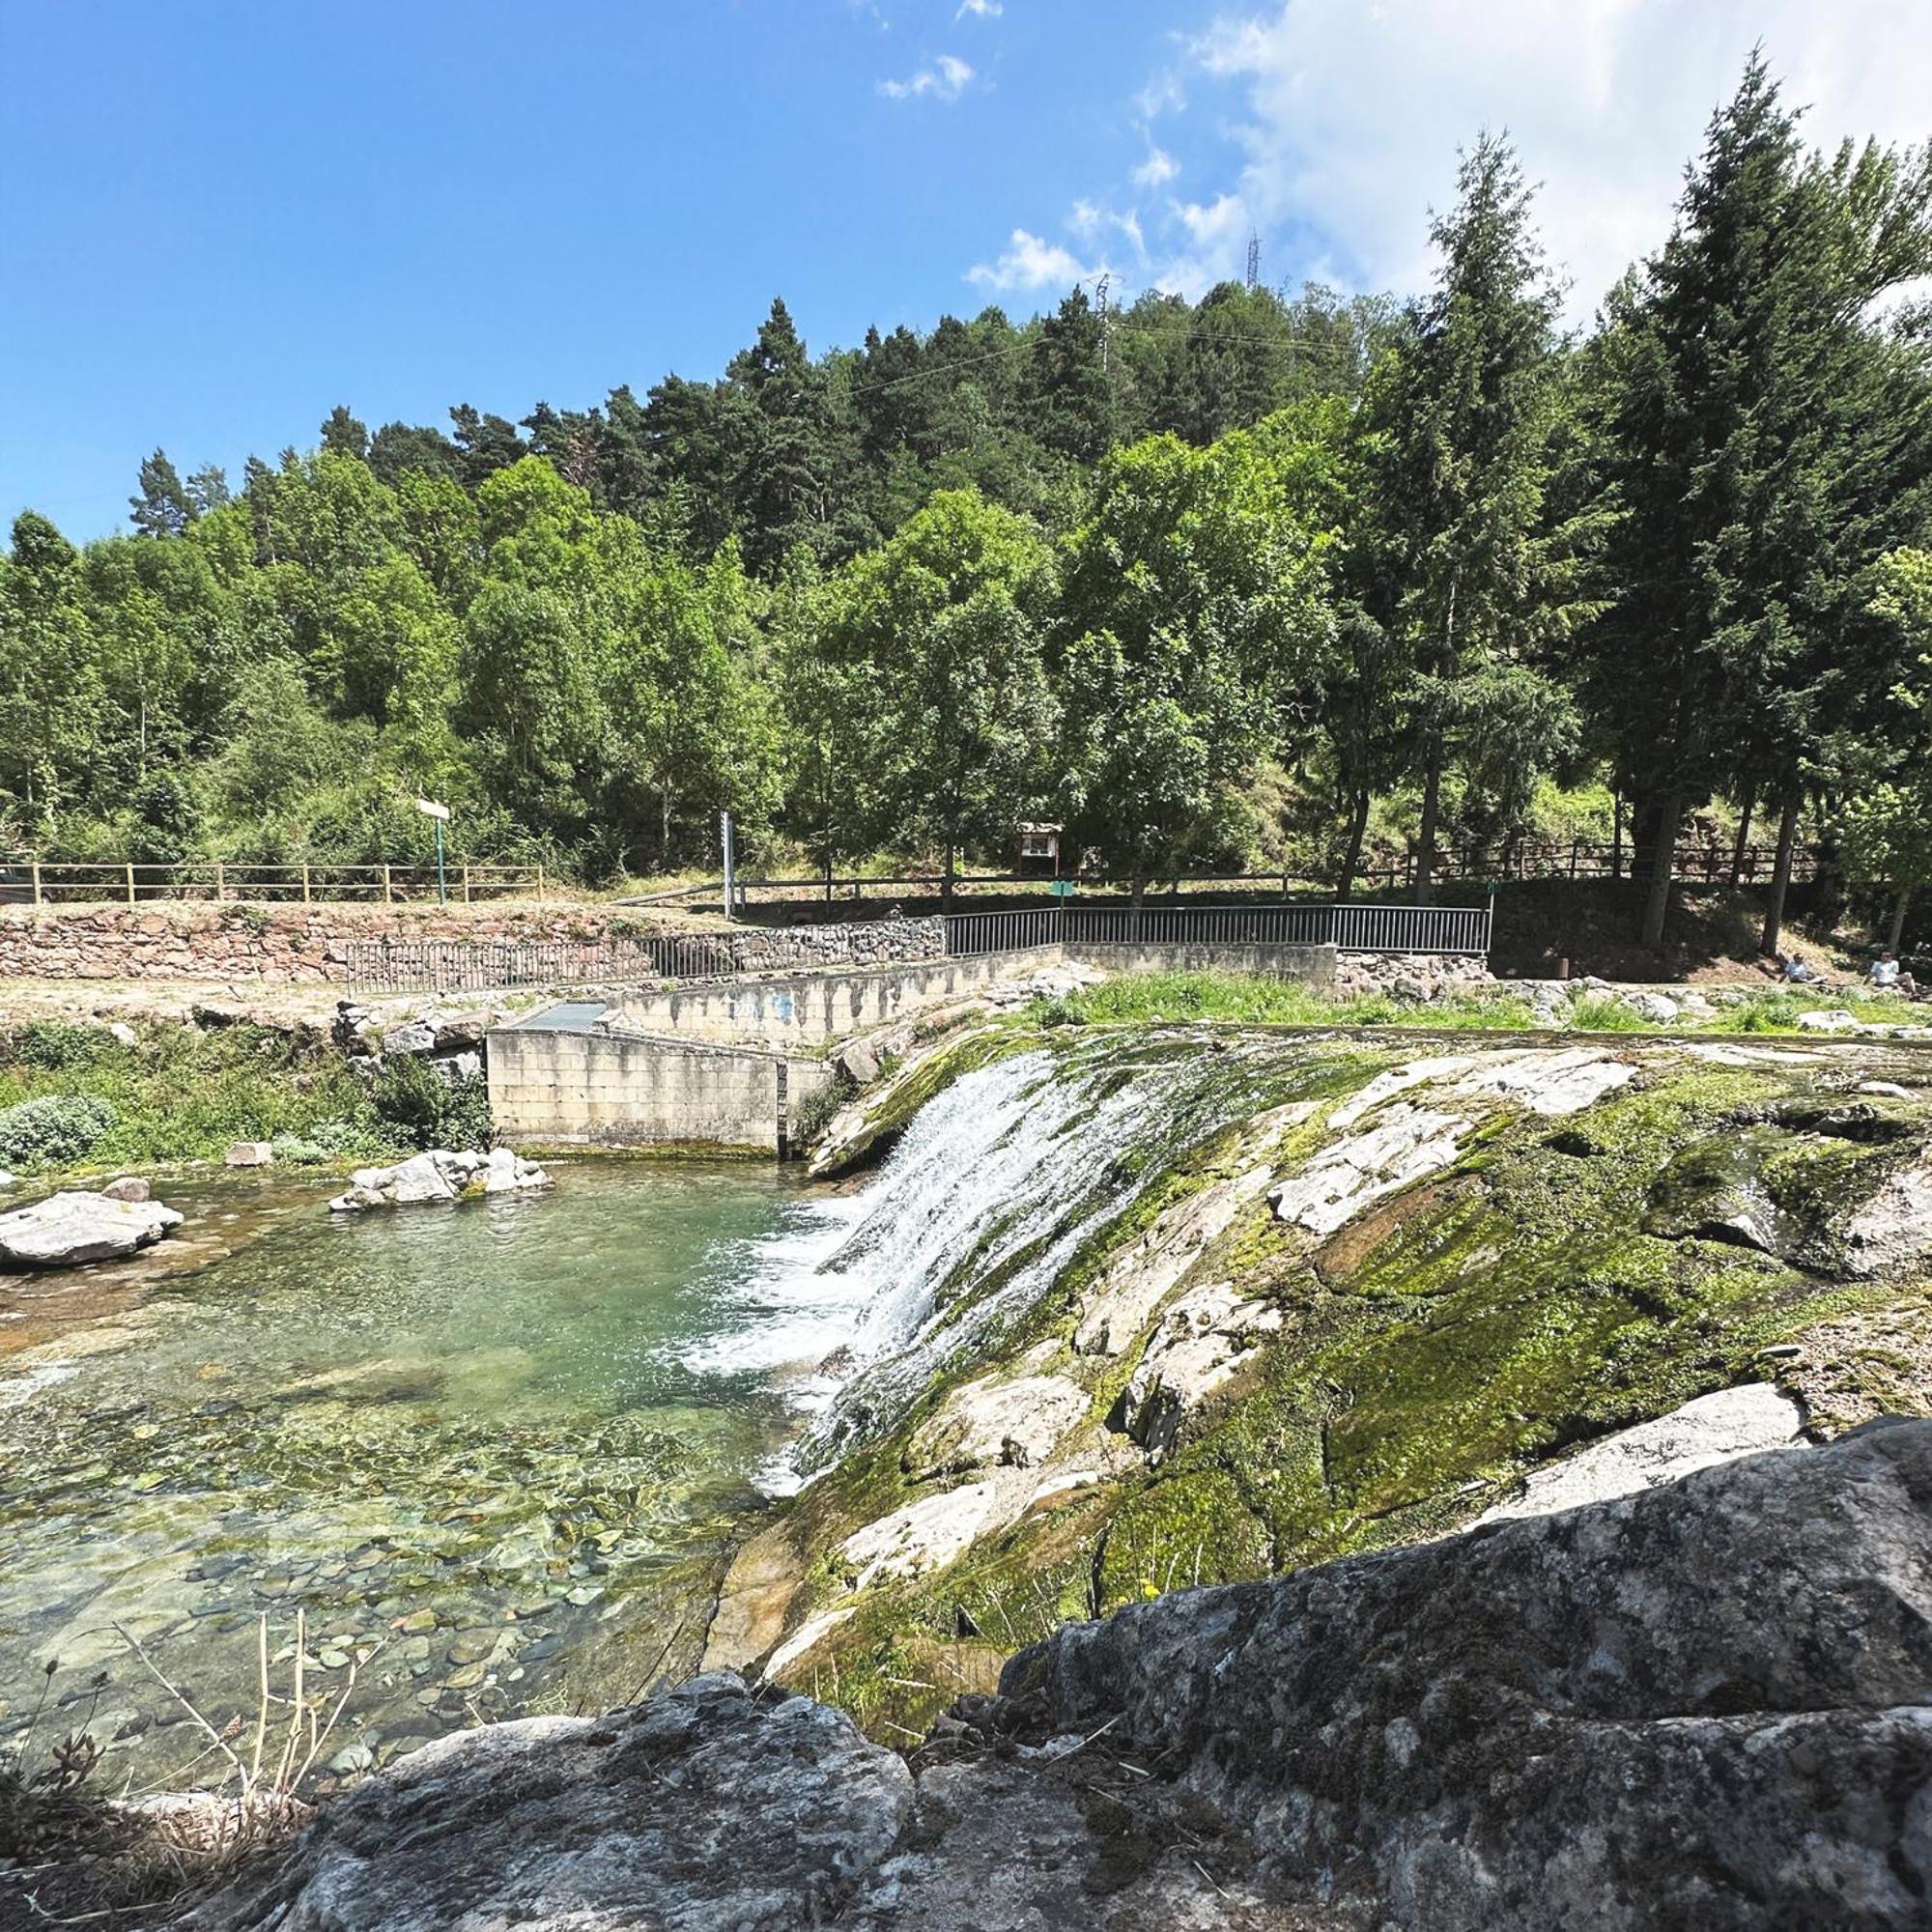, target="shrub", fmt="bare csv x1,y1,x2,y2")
12,1021,108,1071
270,1119,391,1167
368,1054,493,1151
0,1094,119,1170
